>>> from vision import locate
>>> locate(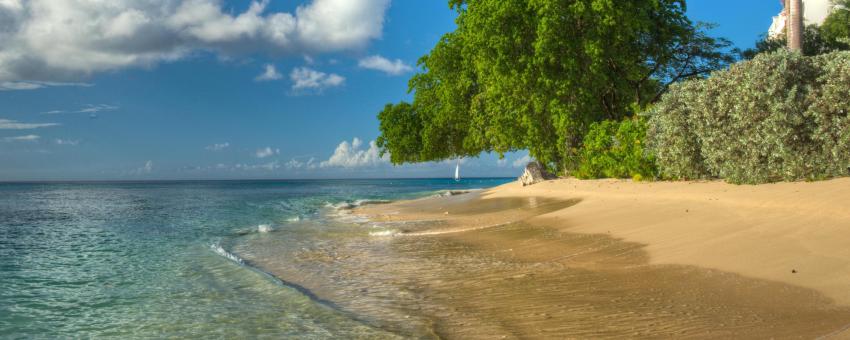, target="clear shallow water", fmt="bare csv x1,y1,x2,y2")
0,179,511,338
